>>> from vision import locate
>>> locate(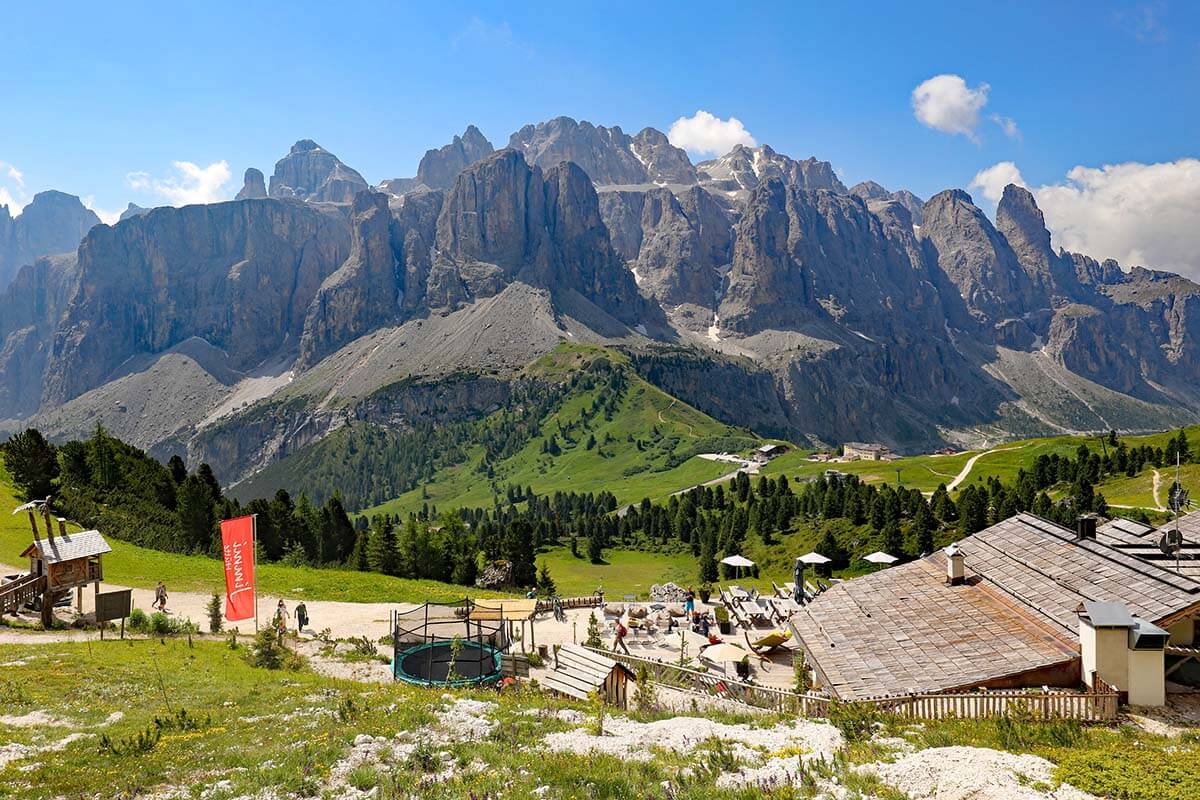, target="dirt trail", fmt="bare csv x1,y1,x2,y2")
946,444,1026,491
1152,469,1168,511
0,562,401,644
